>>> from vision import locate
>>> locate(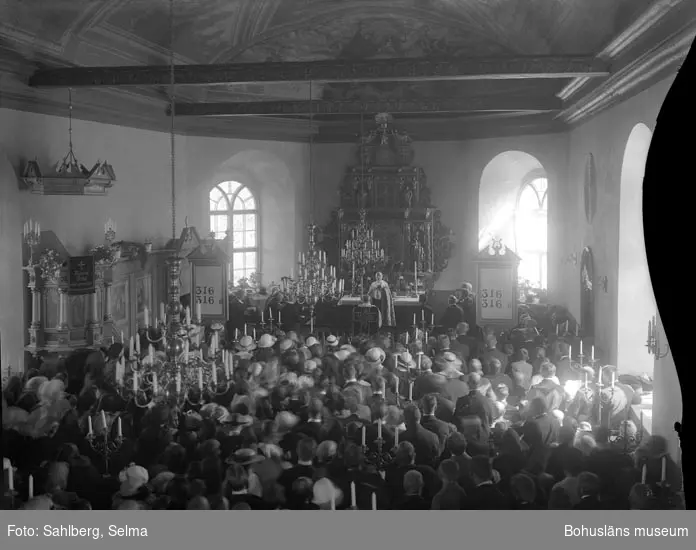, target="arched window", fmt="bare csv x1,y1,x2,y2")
515,177,547,288
209,181,258,285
